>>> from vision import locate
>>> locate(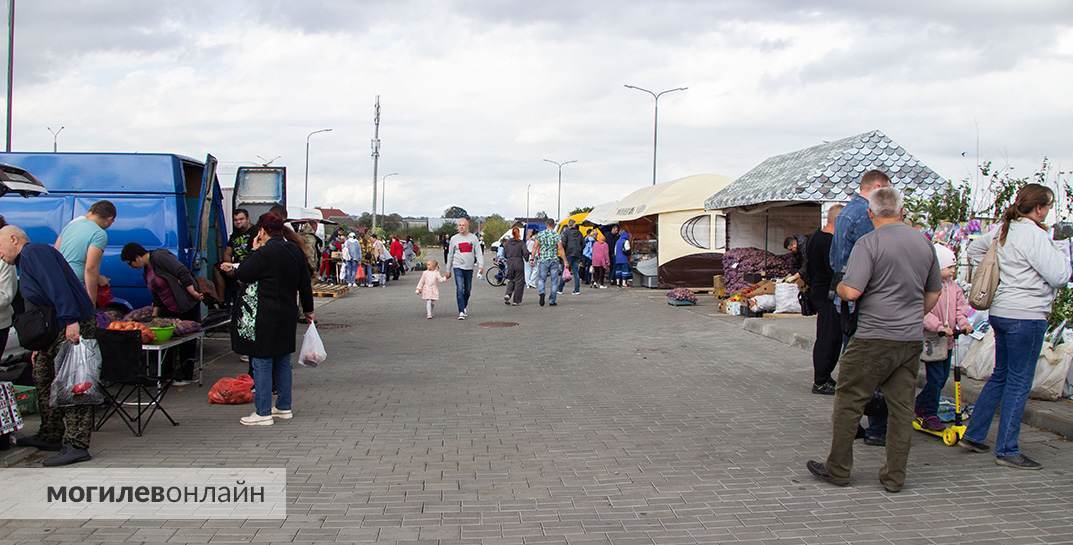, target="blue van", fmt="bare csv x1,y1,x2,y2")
0,152,228,310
